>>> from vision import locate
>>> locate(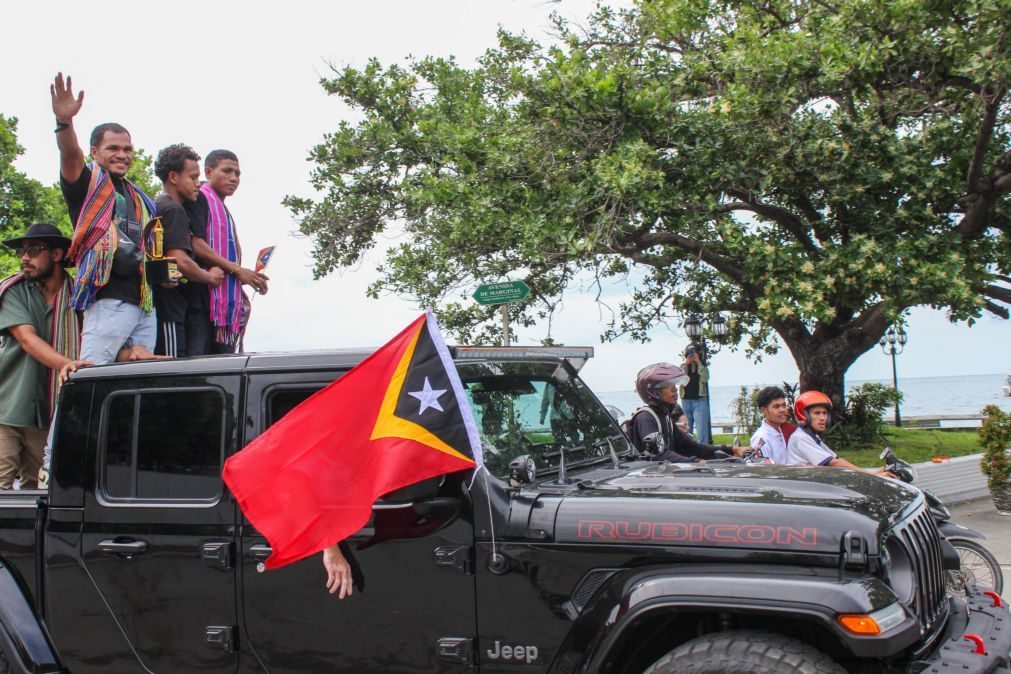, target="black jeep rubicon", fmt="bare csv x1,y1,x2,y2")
0,347,1008,673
